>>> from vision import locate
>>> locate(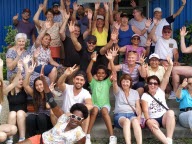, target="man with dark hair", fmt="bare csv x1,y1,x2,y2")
13,8,36,44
